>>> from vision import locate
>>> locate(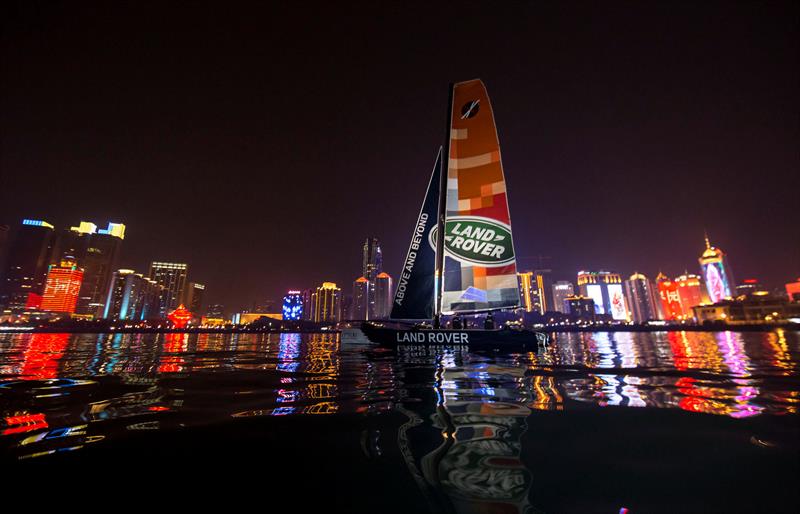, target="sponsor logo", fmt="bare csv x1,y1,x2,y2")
396,331,470,344
394,213,429,306
429,216,514,267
